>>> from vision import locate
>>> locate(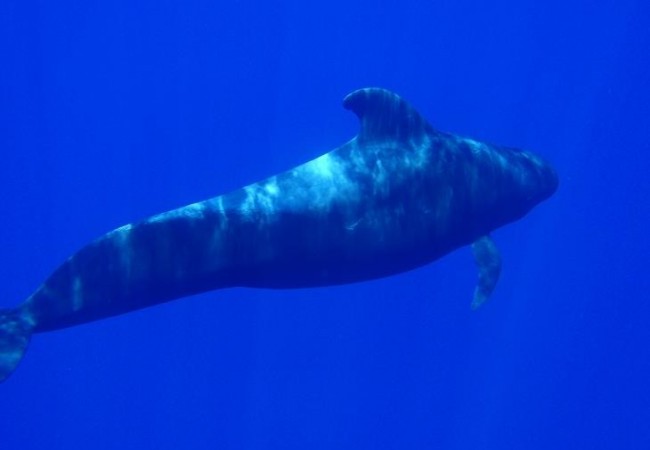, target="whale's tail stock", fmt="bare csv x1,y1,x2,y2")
0,308,33,382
